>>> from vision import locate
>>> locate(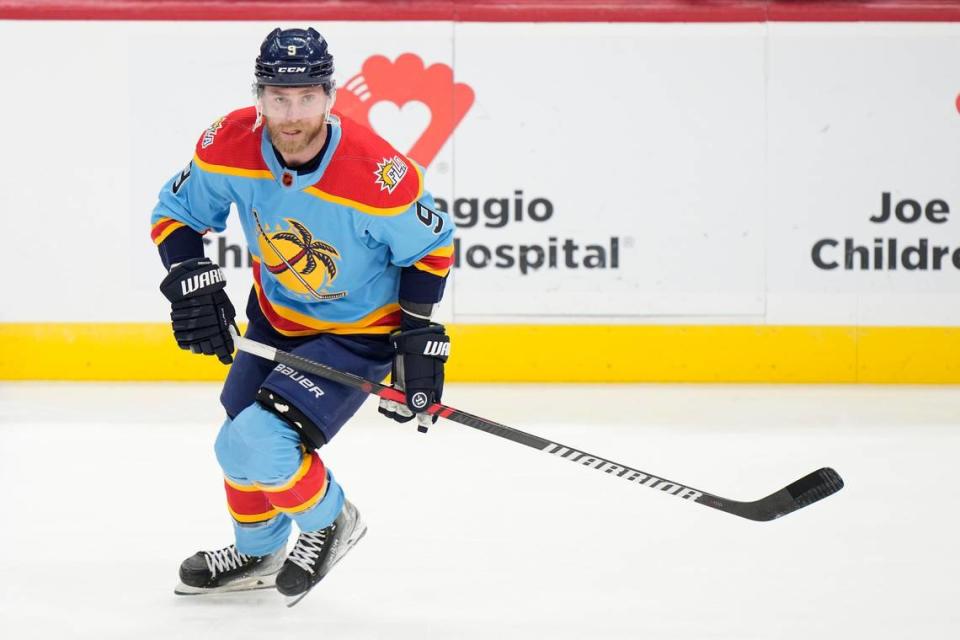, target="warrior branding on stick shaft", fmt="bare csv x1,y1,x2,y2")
542,444,703,500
